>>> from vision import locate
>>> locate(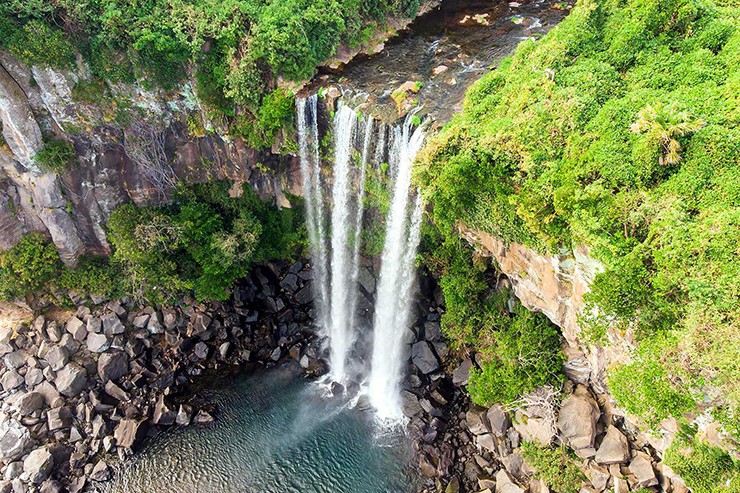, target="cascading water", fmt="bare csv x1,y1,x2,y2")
367,116,426,421
297,95,425,419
